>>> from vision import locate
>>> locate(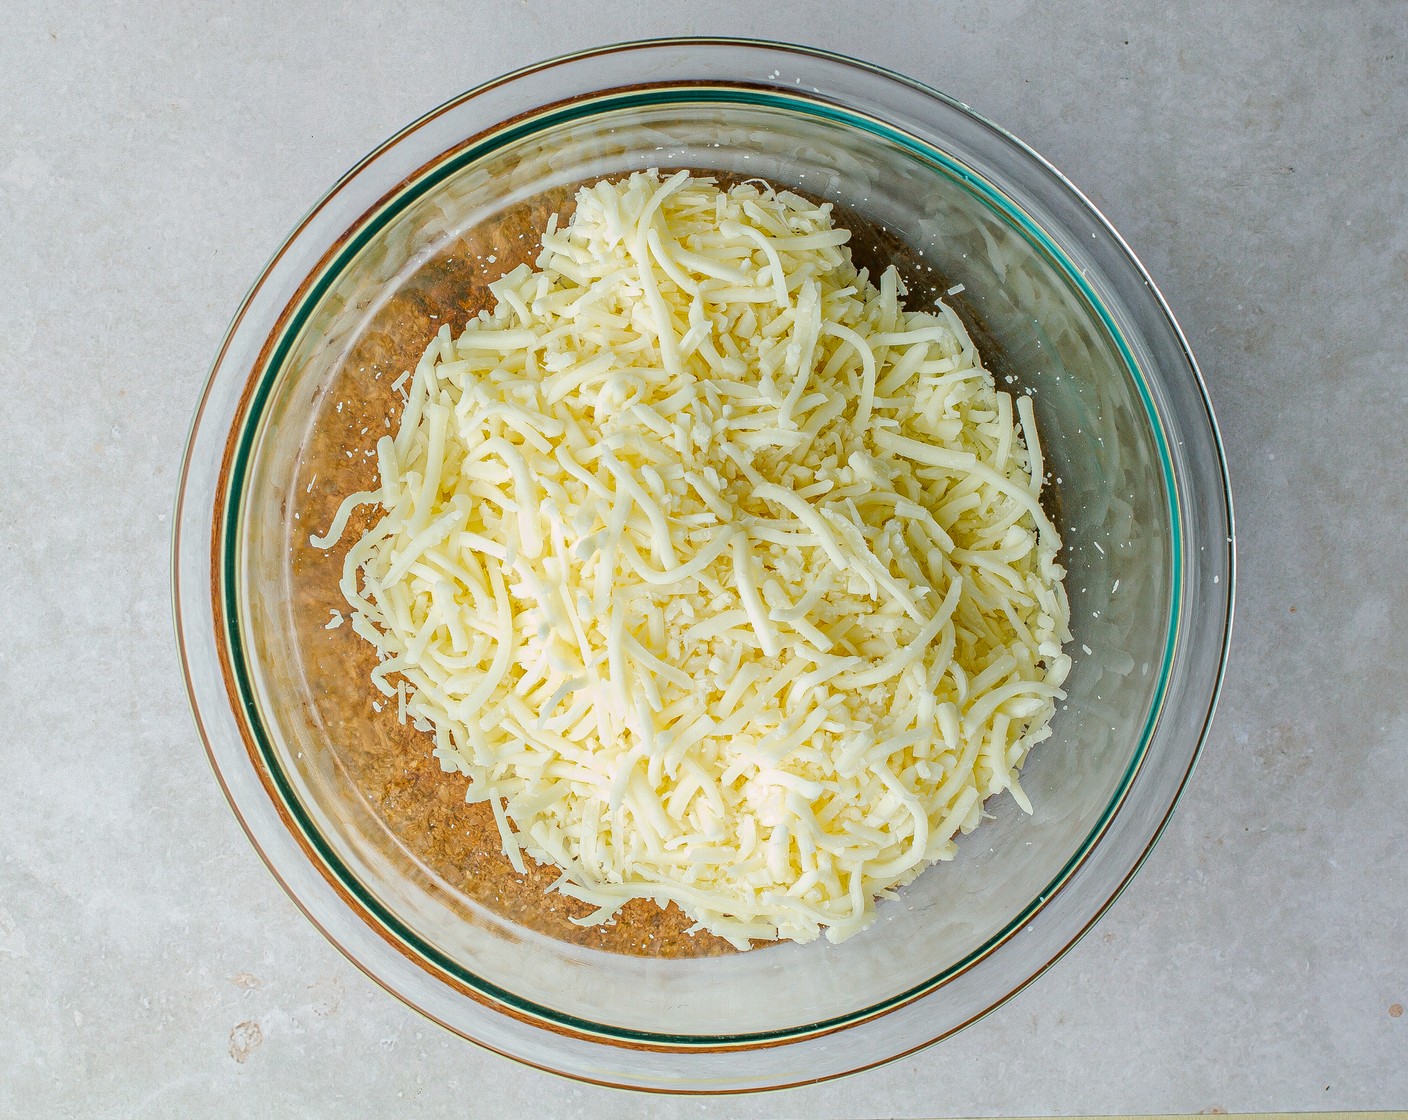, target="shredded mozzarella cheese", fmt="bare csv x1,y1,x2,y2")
315,171,1071,948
